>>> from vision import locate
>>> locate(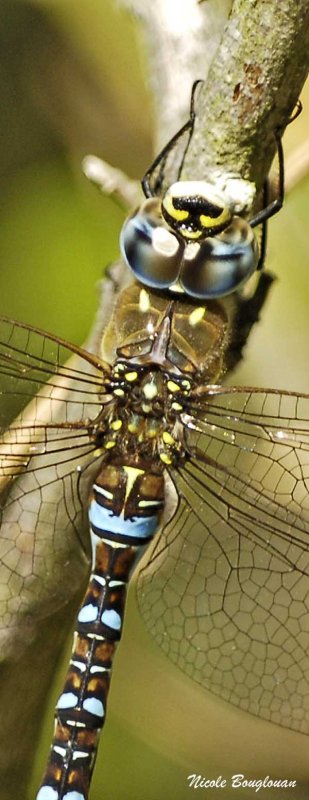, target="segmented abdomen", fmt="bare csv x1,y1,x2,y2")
36,460,164,800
